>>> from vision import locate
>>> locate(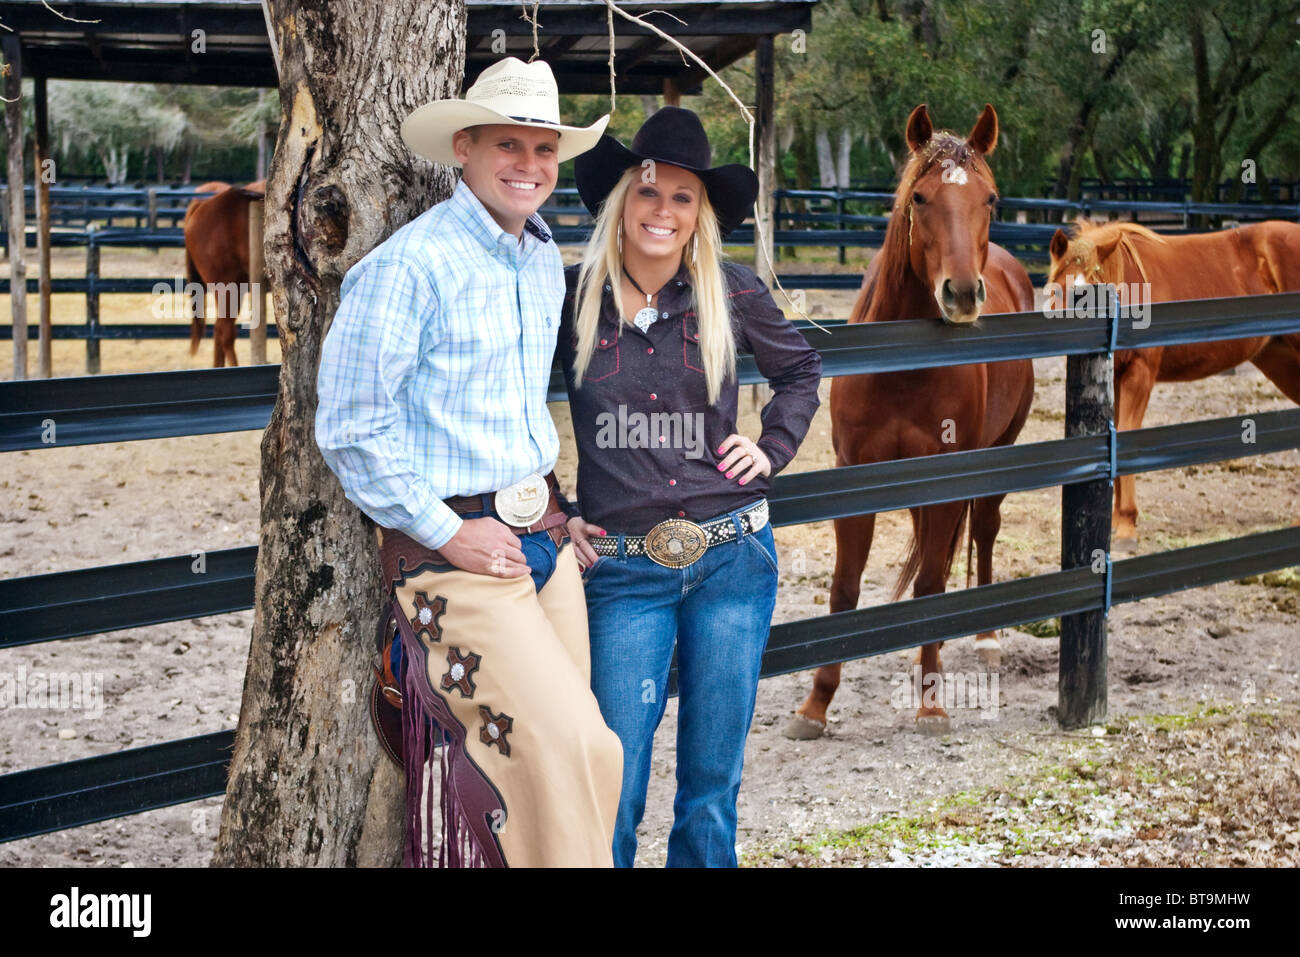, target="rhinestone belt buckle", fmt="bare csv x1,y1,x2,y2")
644,518,708,568
493,471,549,528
